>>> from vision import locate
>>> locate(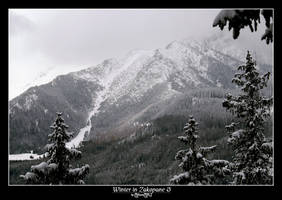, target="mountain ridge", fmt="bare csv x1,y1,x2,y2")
9,35,272,154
